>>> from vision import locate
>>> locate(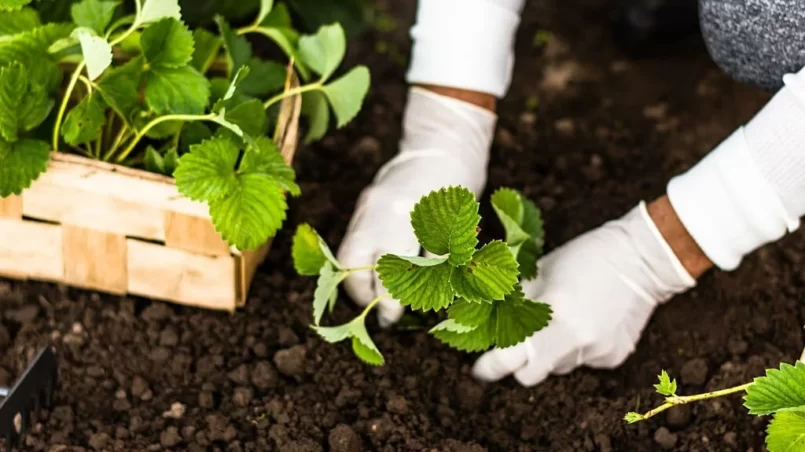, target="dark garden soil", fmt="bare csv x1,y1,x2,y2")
1,0,801,451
